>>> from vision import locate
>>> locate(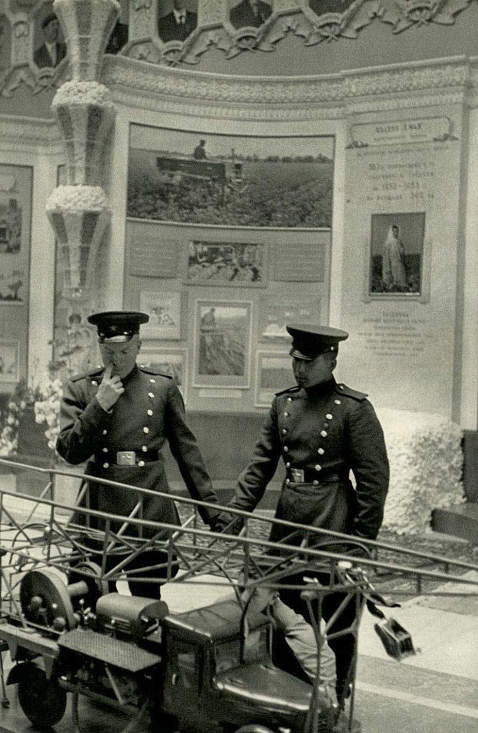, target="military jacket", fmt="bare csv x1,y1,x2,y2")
231,378,389,543
56,364,219,535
